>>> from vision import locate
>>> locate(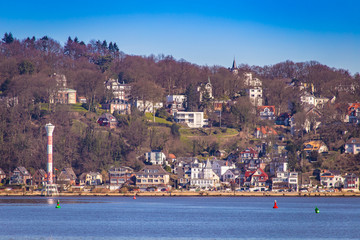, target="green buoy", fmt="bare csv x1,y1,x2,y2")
315,207,319,213
56,200,61,209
